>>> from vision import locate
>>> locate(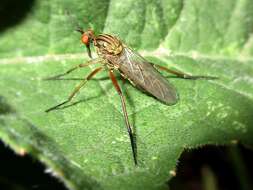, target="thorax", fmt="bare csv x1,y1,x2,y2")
95,34,124,69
